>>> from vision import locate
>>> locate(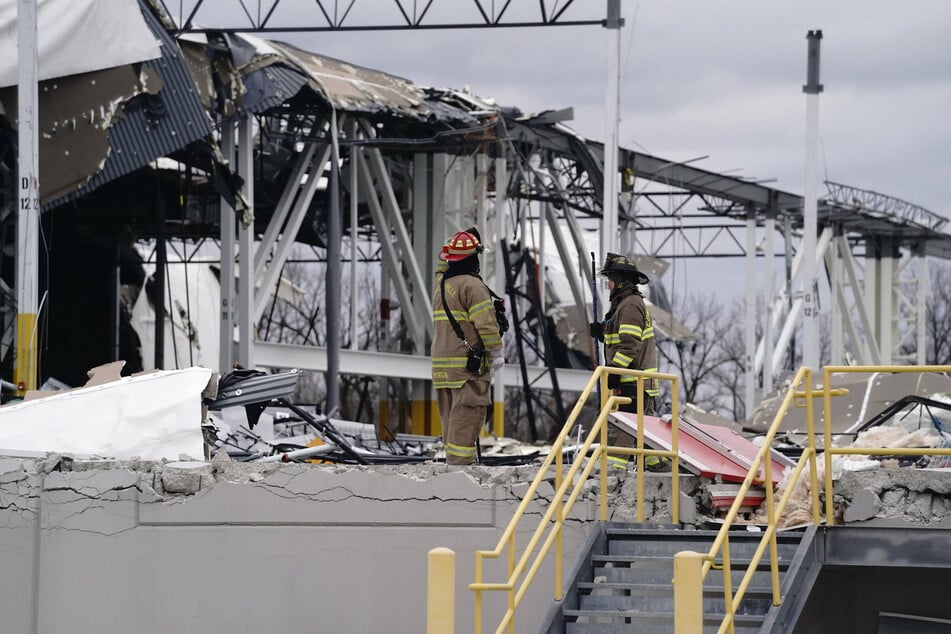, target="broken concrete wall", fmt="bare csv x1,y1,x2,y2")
0,456,693,634
836,468,951,526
